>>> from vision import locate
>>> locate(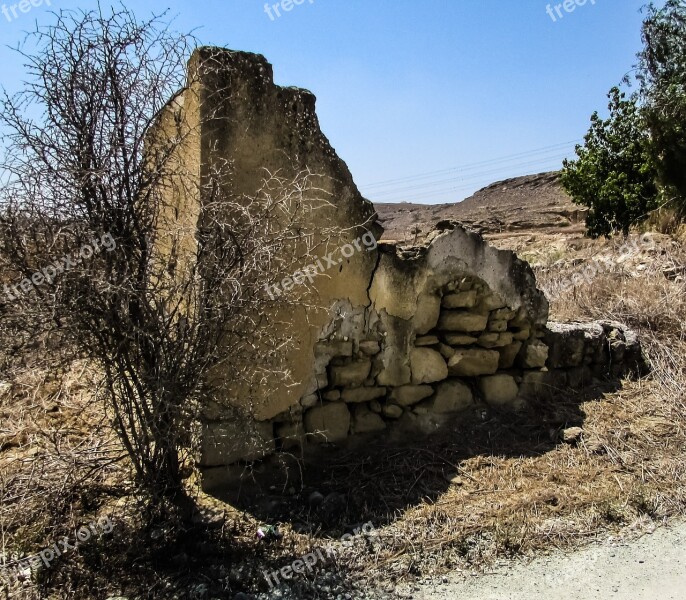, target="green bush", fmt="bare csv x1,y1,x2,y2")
561,87,660,238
